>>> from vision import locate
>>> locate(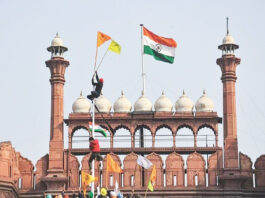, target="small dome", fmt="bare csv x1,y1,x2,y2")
114,91,132,113
195,90,214,112
222,34,235,45
154,91,173,112
94,93,112,113
134,91,152,112
175,90,194,113
51,33,64,47
72,92,91,113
